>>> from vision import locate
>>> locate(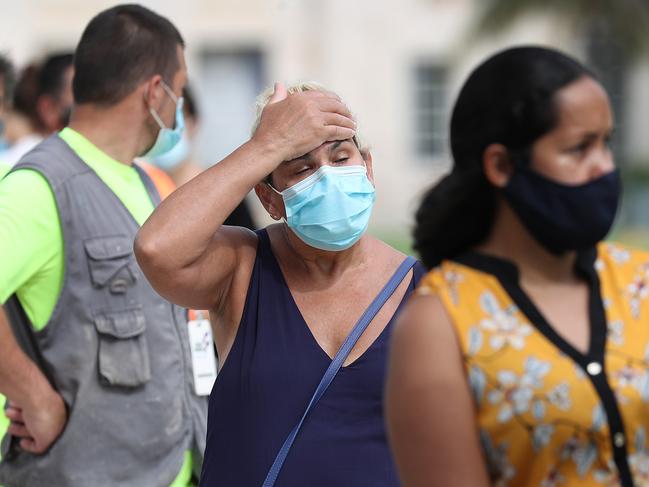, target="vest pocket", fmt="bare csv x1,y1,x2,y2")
84,236,136,290
94,308,151,387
